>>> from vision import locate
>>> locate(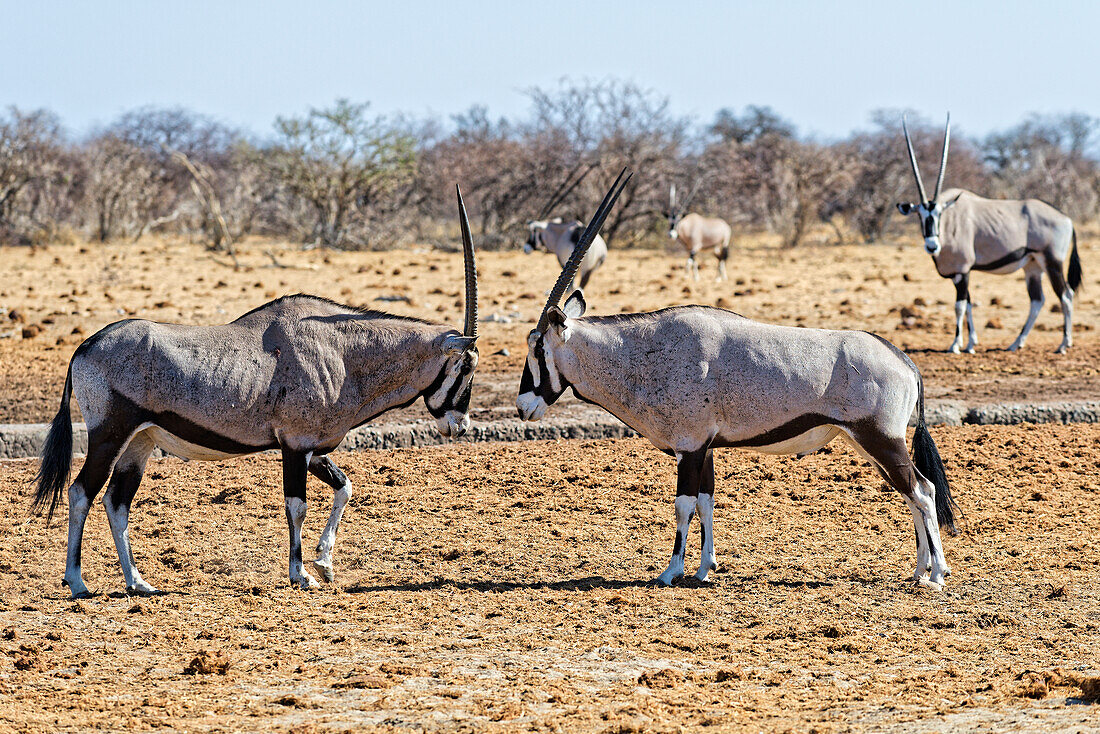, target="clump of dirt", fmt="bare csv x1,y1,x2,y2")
183,649,231,675
637,669,683,688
